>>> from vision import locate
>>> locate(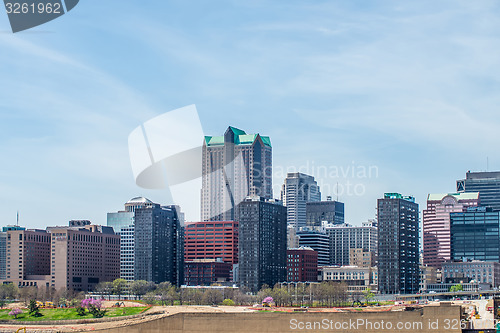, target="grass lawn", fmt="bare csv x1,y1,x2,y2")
0,306,149,322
